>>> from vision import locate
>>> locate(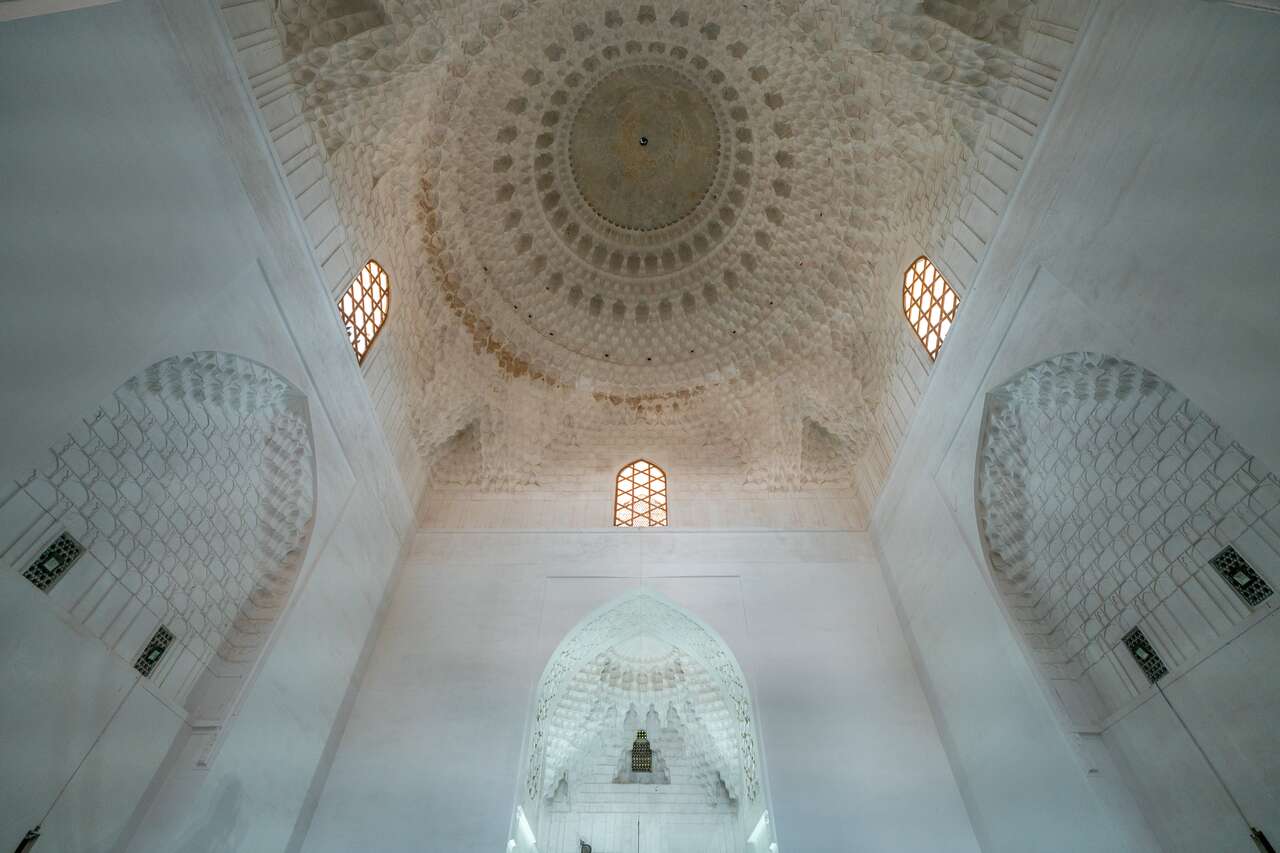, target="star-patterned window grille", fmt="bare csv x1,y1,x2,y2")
614,460,668,527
